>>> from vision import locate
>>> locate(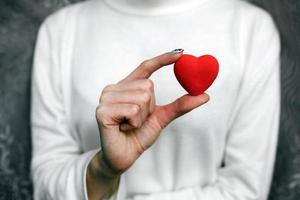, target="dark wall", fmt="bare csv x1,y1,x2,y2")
0,1,79,199
250,1,300,199
0,0,299,199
